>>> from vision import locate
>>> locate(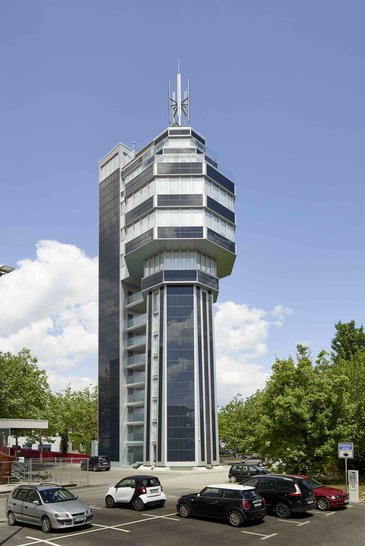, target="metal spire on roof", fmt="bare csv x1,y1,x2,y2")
168,60,190,126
